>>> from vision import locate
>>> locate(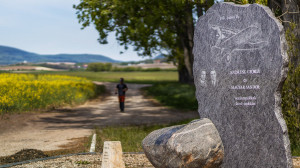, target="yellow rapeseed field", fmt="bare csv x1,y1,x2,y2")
0,73,96,114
